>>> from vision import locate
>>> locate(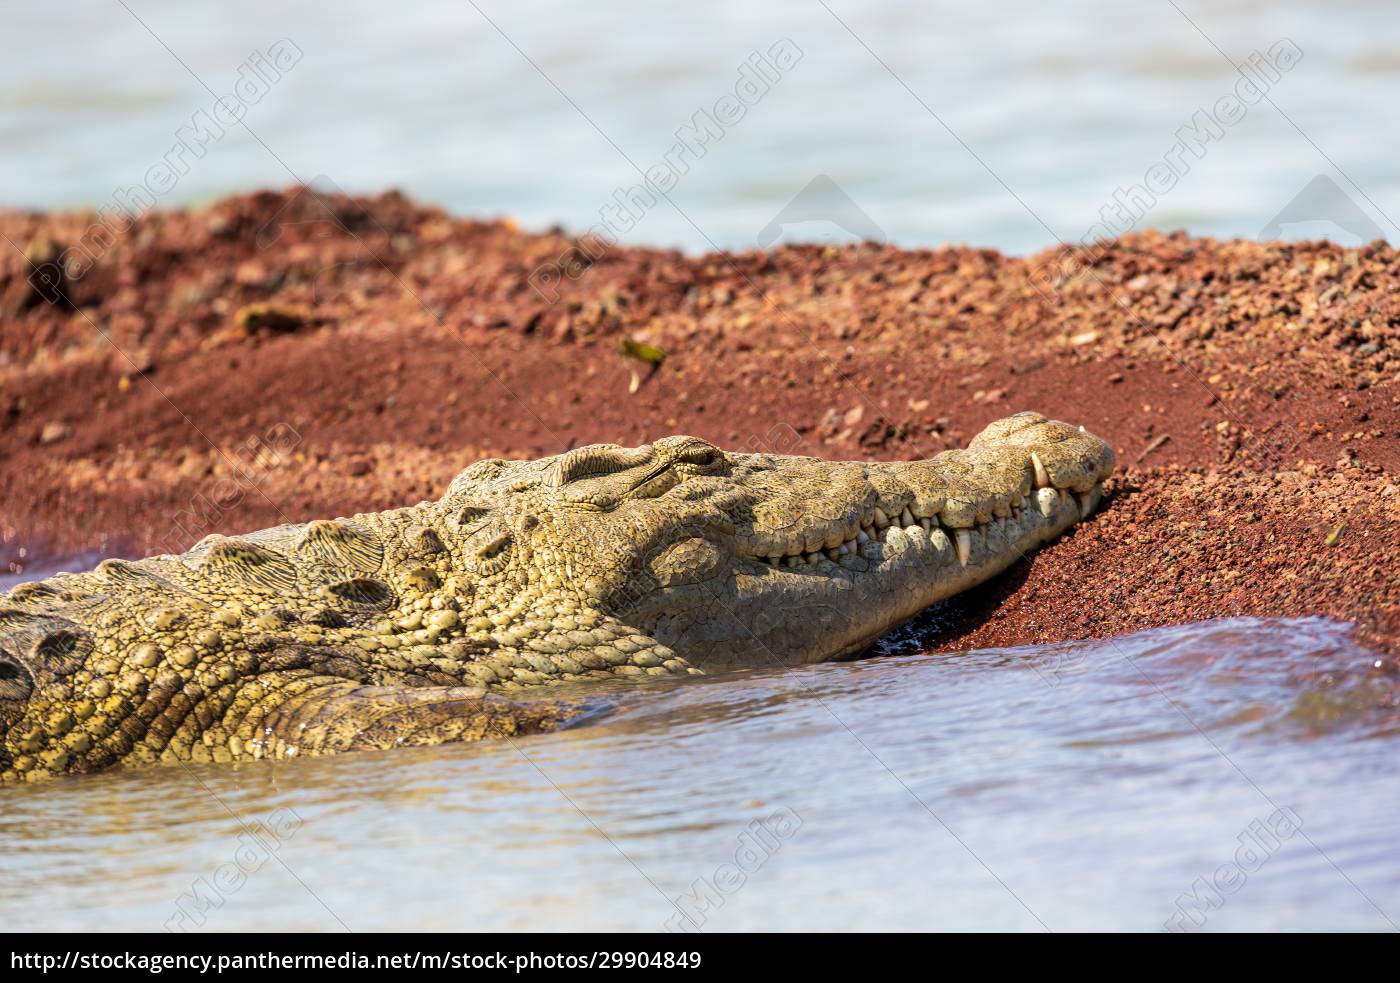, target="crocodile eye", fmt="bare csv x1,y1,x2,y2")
681,445,720,467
